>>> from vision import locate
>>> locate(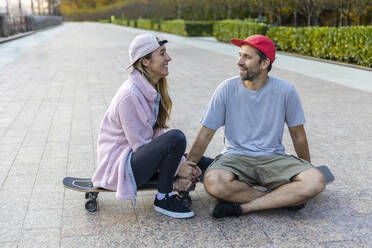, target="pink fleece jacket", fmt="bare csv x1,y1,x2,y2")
91,69,171,200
